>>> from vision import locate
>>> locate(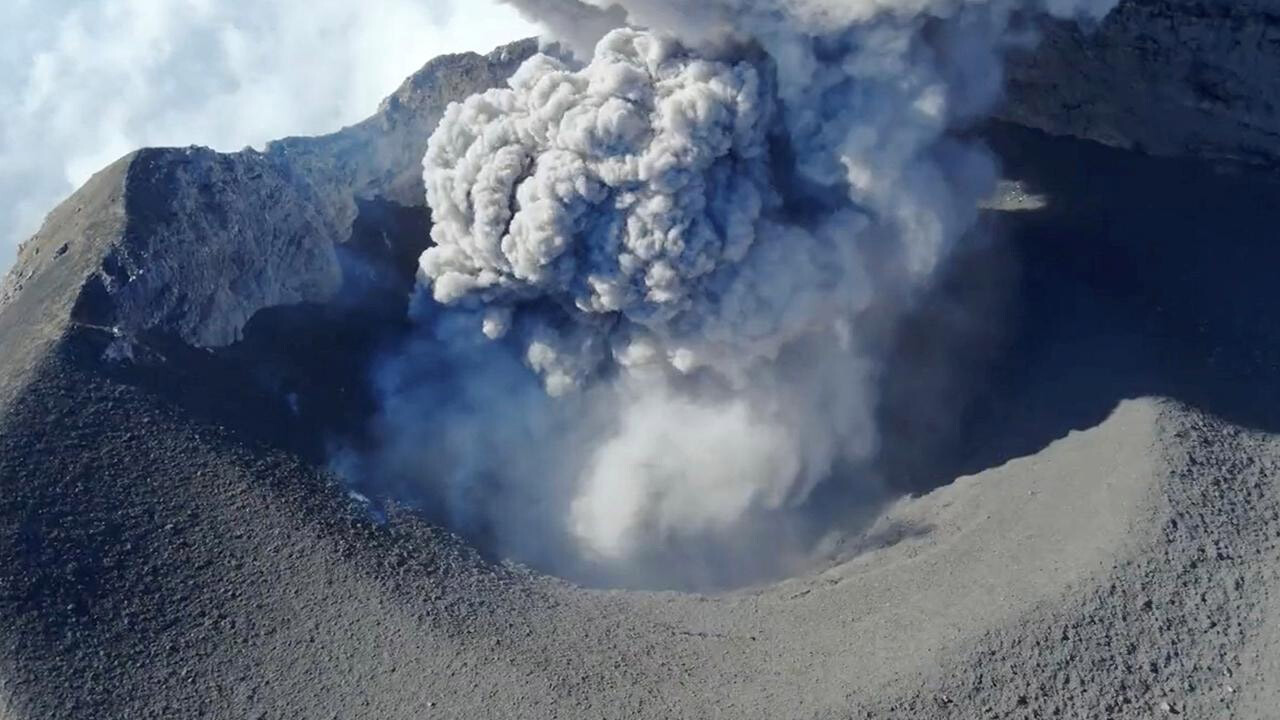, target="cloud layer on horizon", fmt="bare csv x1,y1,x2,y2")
0,0,539,271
